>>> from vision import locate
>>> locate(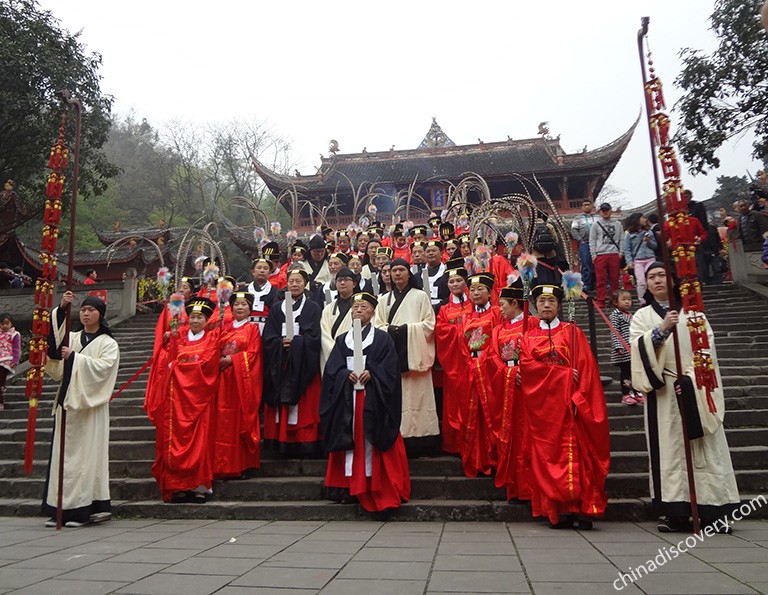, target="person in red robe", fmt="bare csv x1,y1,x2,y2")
144,276,195,423
434,259,472,453
262,267,323,455
151,297,220,503
459,272,502,477
489,240,514,305
488,278,536,502
263,241,287,290
518,282,610,529
212,291,263,478
321,292,411,518
391,225,412,263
